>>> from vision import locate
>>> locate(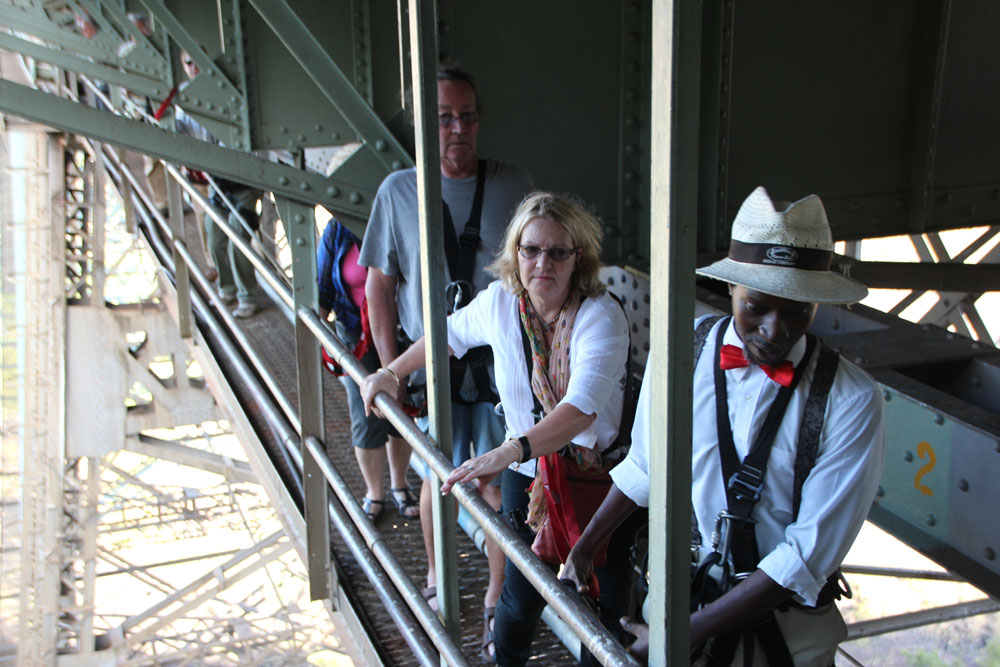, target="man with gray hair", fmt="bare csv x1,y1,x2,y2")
360,62,533,661
564,186,886,665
